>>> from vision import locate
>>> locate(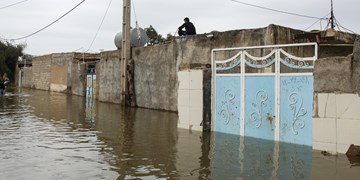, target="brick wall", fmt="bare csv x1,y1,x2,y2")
32,55,51,90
